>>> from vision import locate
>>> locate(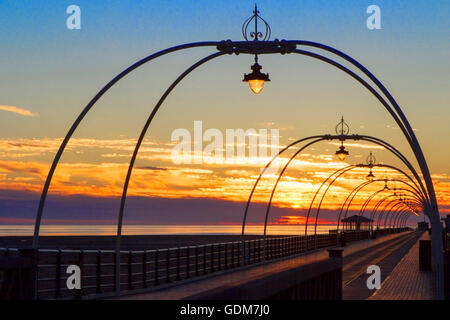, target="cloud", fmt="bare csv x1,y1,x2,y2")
0,105,39,117
137,166,168,171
